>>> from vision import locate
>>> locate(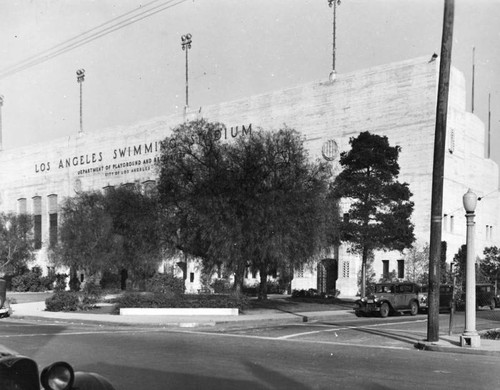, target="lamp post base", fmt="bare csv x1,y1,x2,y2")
460,333,481,348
